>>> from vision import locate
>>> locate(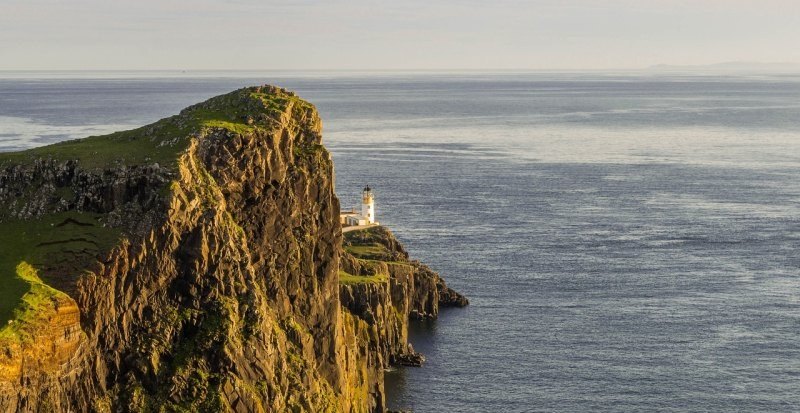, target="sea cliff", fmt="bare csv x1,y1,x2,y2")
0,86,466,412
